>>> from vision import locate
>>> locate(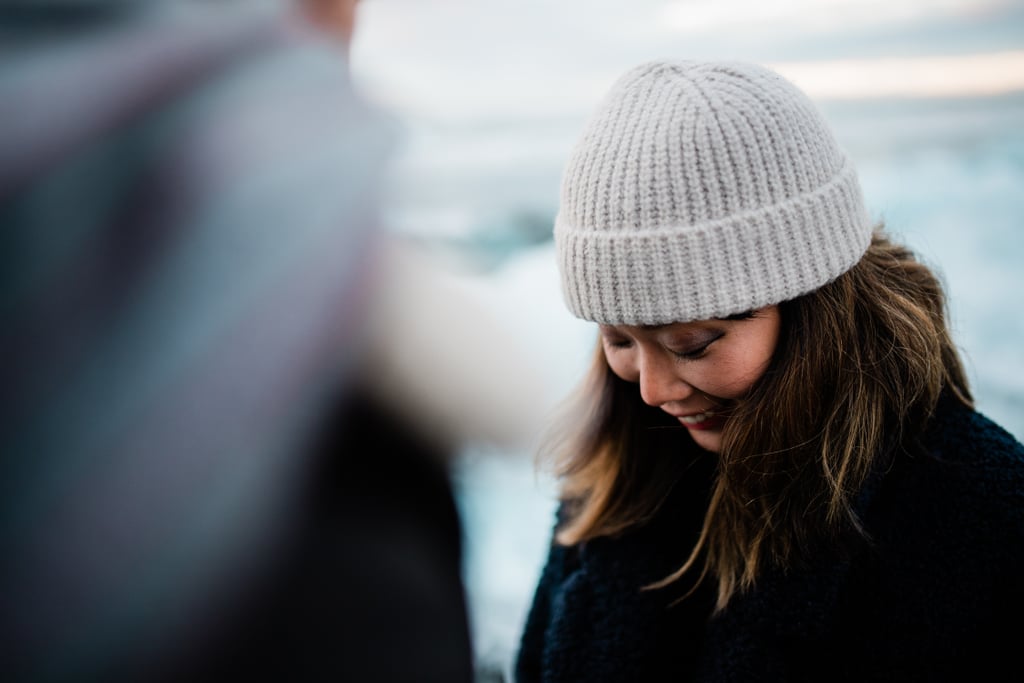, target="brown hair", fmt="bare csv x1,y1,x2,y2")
540,227,973,612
